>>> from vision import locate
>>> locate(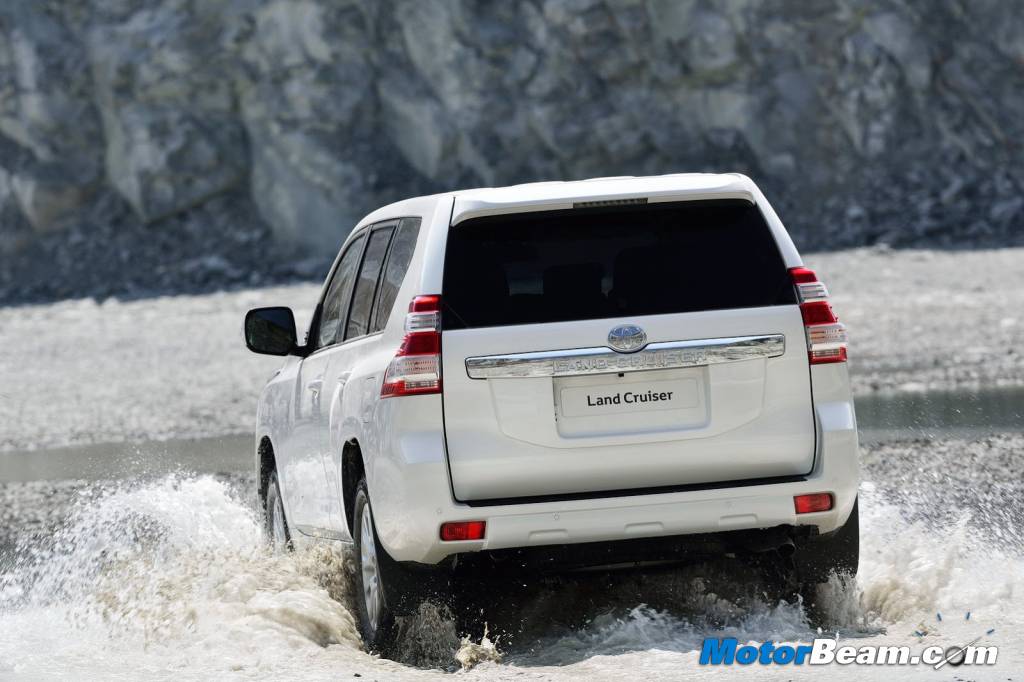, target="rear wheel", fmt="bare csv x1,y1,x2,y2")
351,478,454,655
352,479,400,653
265,470,292,552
